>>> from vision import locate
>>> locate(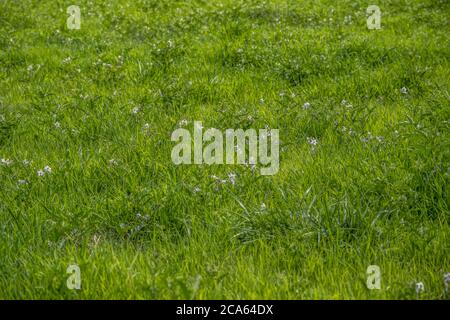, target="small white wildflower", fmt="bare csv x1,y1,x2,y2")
259,98,265,105
62,56,72,64
211,174,219,180
179,119,188,126
27,65,33,72
131,107,140,115
341,99,348,106
260,203,266,210
18,179,29,185
109,159,118,166
302,102,311,110
143,123,150,130
193,187,201,193
307,137,318,147
44,166,52,173
136,213,142,219
400,87,408,94
279,91,285,97
291,93,296,98
23,159,30,166
37,170,45,177
54,121,61,129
